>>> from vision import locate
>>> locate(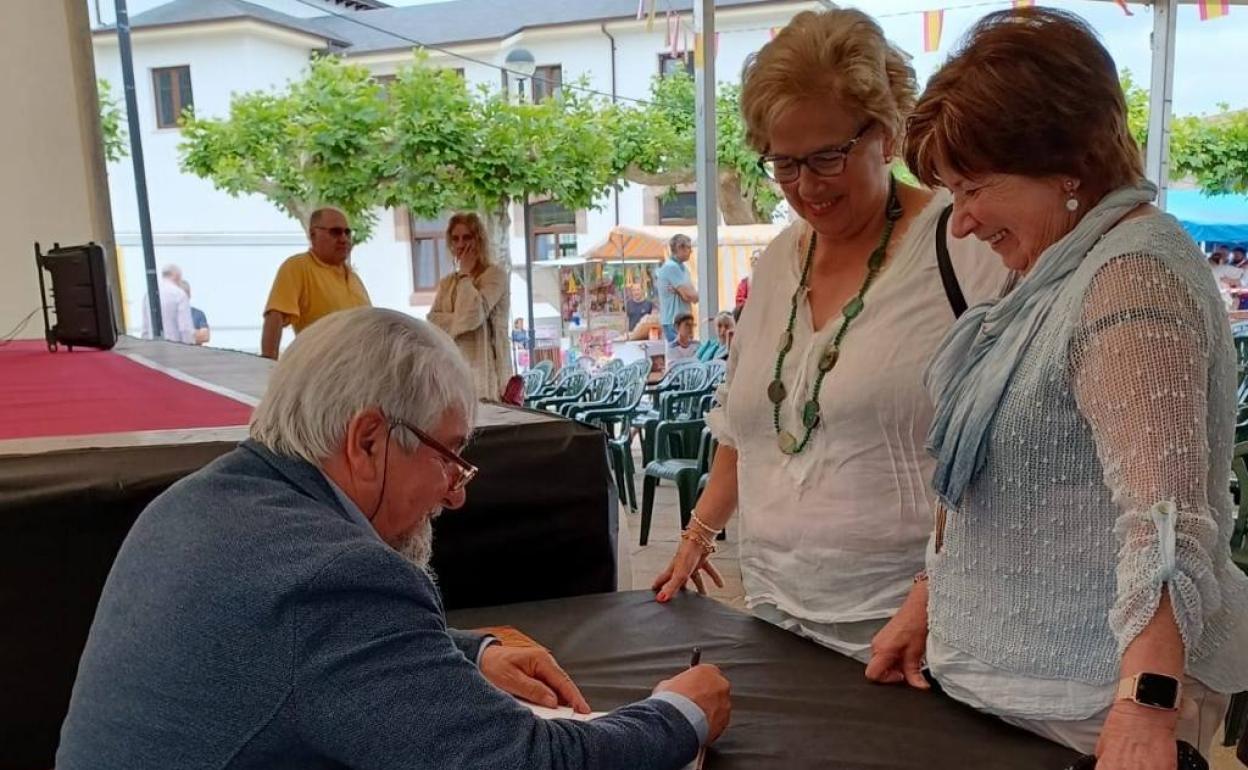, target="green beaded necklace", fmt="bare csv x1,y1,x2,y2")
768,182,904,455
